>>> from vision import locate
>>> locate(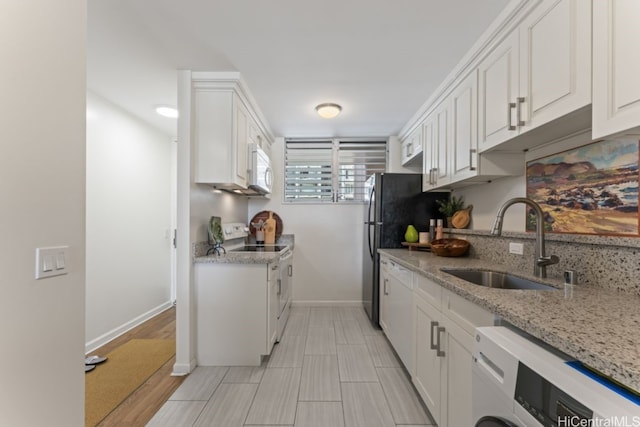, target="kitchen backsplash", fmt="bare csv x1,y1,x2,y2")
449,229,640,295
